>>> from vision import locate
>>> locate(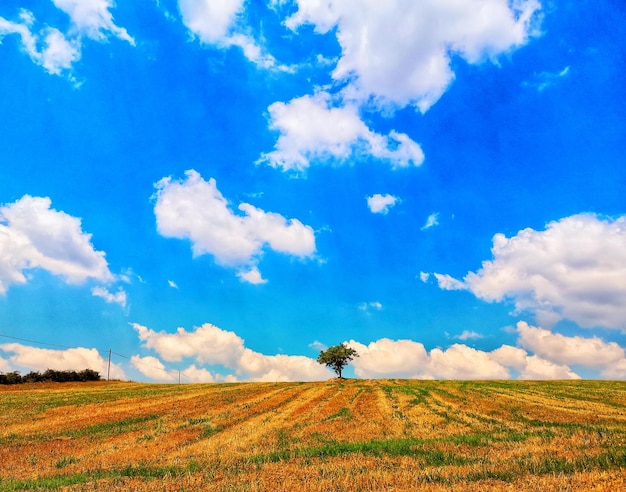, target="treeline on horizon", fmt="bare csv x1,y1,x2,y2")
0,369,101,384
